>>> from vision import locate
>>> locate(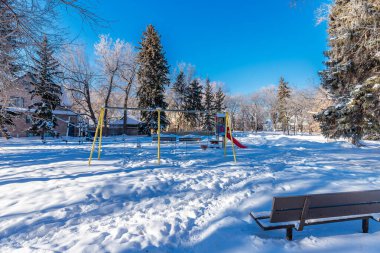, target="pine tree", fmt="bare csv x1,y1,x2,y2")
172,71,187,109
29,36,62,140
171,70,187,130
184,79,204,128
277,77,291,134
203,78,214,131
315,0,380,145
213,86,225,112
0,0,22,139
136,25,170,132
0,106,17,139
